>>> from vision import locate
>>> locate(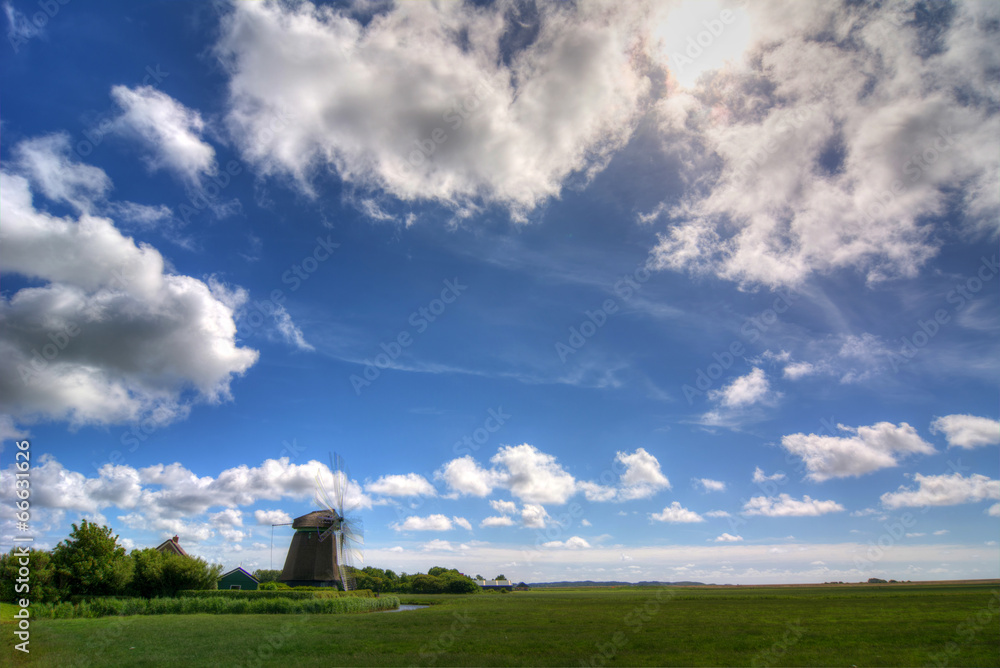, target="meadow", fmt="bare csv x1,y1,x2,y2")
2,582,998,667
